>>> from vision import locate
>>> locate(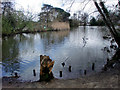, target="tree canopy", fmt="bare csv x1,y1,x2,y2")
39,4,70,23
